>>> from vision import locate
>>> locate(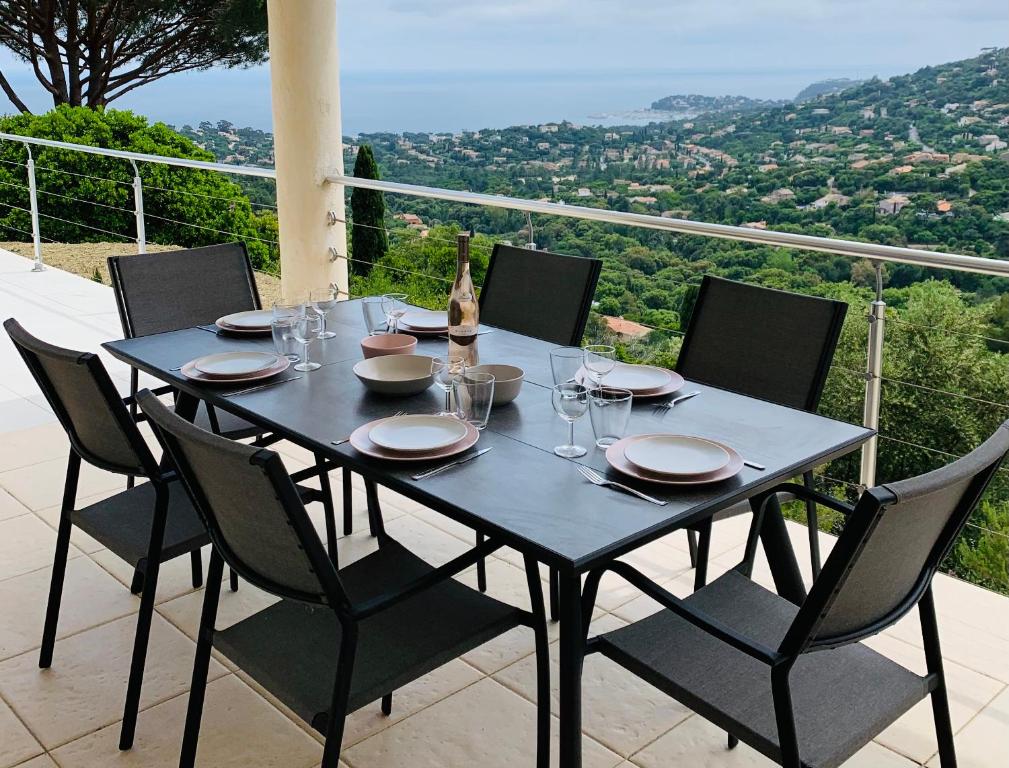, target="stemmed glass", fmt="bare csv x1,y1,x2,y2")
552,382,589,458
582,344,616,386
291,305,323,372
382,293,408,334
431,355,466,416
310,286,339,340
